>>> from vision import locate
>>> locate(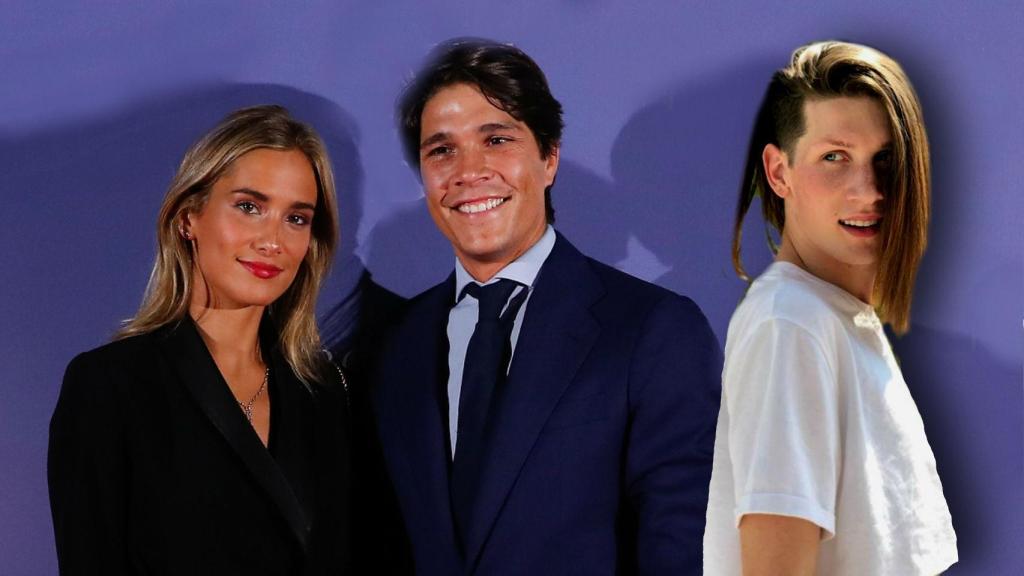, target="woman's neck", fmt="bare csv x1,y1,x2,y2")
189,304,266,371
